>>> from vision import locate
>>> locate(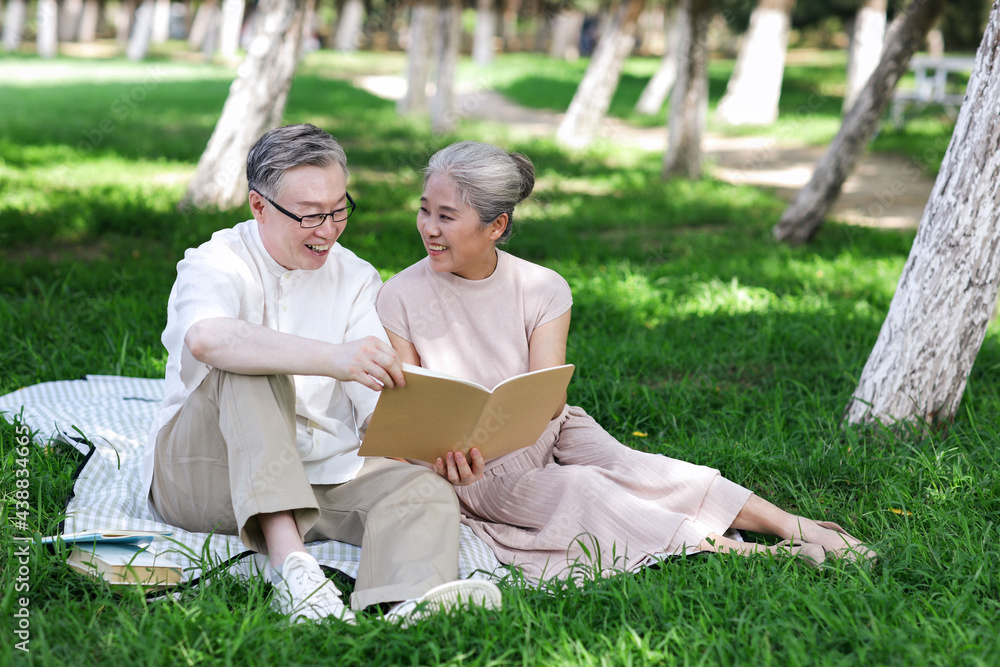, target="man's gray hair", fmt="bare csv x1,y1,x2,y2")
247,124,349,199
424,141,534,242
